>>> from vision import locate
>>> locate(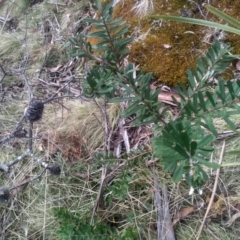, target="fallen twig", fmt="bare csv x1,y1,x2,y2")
225,211,240,227
90,167,107,225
